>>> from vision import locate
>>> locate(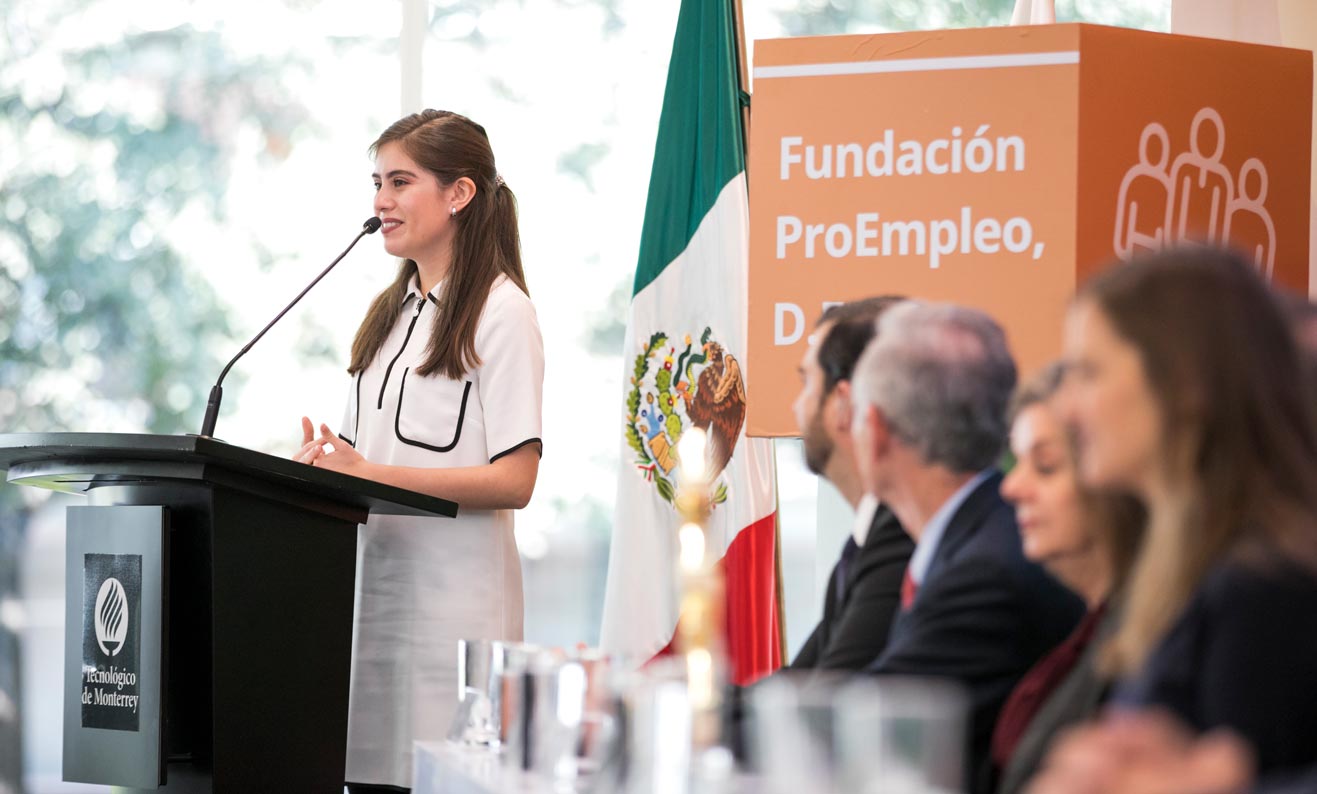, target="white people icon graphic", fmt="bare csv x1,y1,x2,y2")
1113,107,1275,279
1226,158,1277,279
1113,122,1172,258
